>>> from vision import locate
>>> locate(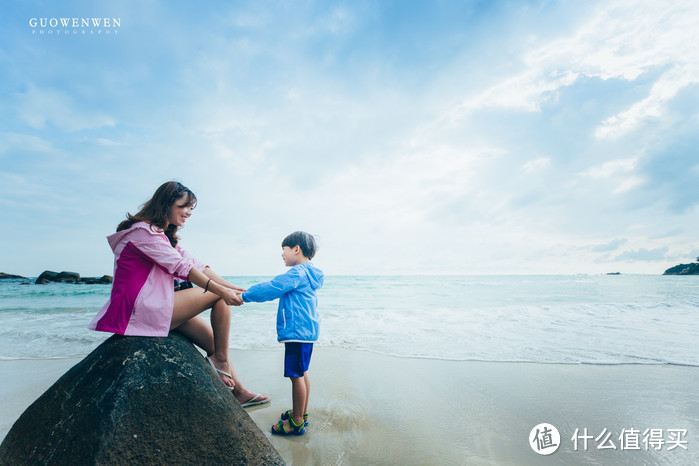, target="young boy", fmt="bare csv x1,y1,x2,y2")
239,231,324,436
